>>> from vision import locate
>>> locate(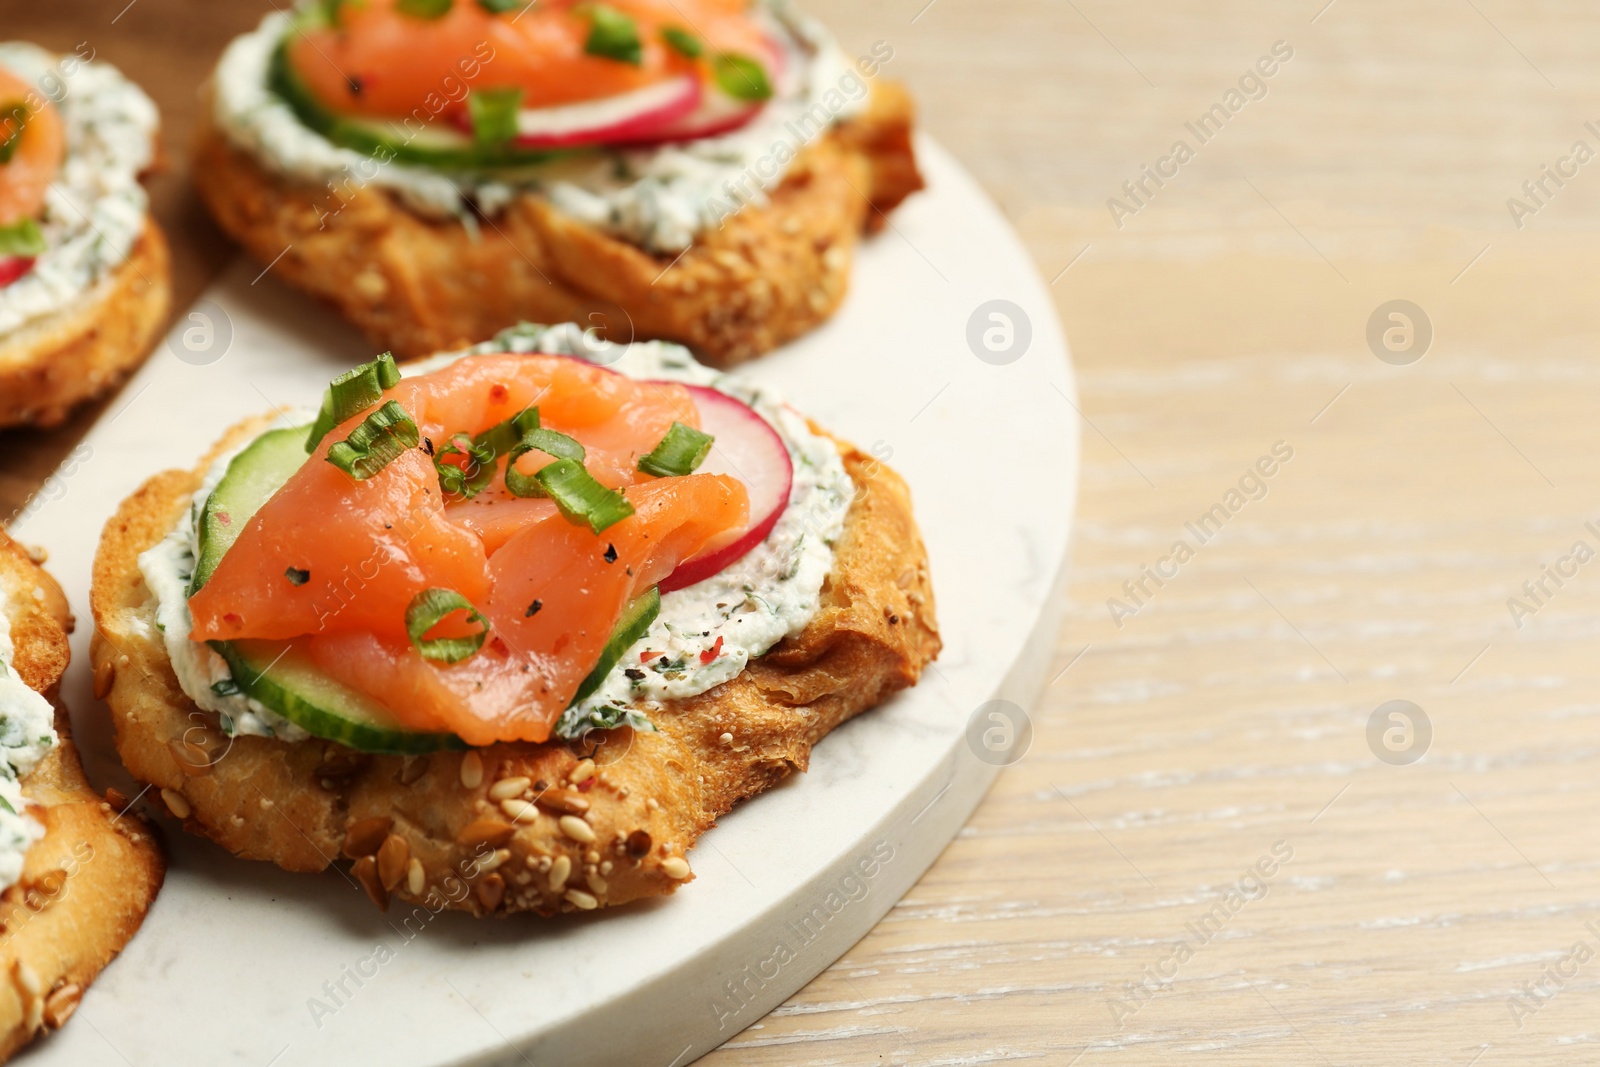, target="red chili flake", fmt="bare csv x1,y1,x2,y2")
222,612,242,628
639,650,655,663
577,777,595,793
699,636,724,665
489,383,508,402
215,511,232,527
